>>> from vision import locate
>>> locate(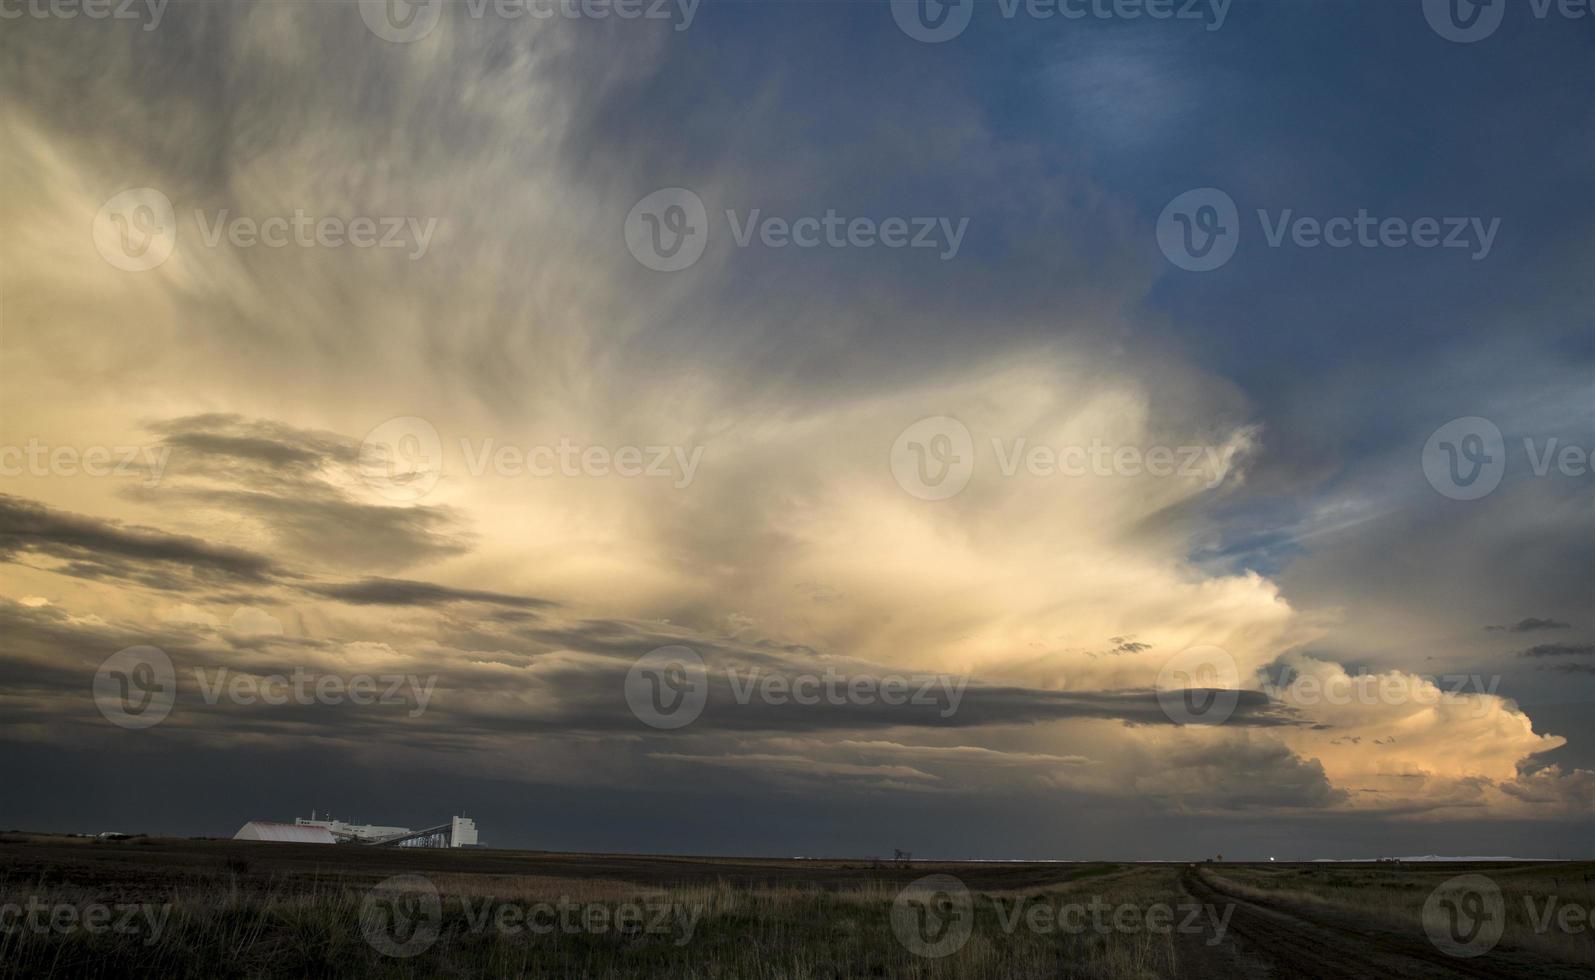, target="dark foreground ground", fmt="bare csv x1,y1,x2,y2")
0,834,1590,978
